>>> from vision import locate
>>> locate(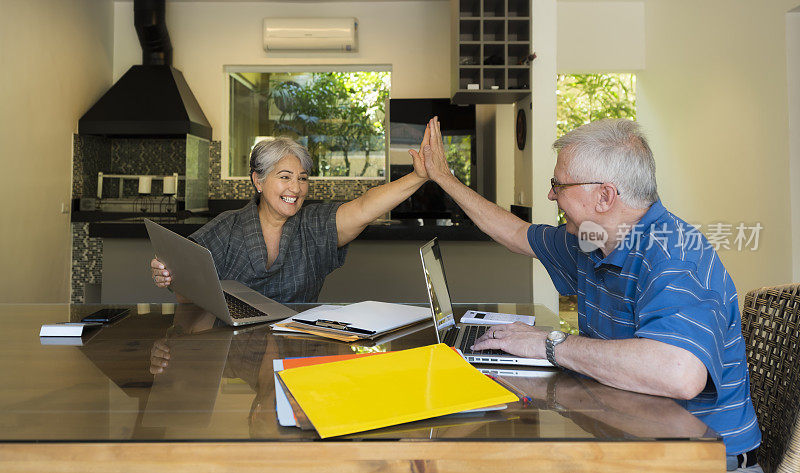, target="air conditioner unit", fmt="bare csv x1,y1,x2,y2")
263,18,357,52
